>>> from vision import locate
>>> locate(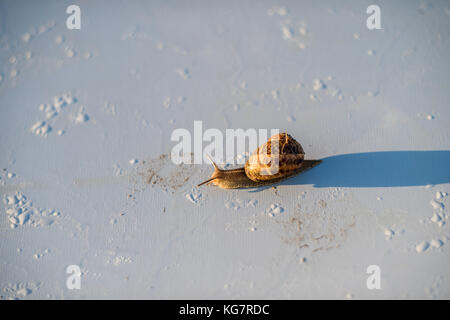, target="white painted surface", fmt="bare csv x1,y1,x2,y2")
0,0,449,299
